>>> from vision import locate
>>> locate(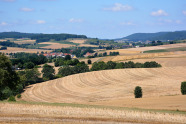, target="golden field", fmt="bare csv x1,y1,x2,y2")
67,39,87,44
0,102,186,124
39,42,76,49
2,43,186,123
13,39,36,44
0,47,52,53
22,51,186,111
